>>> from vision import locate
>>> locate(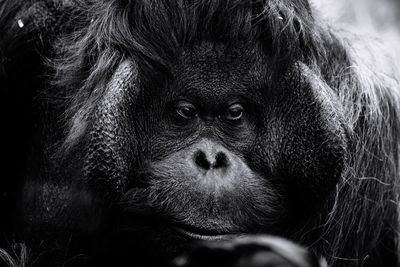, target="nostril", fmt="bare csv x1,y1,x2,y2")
214,152,229,169
194,150,211,170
